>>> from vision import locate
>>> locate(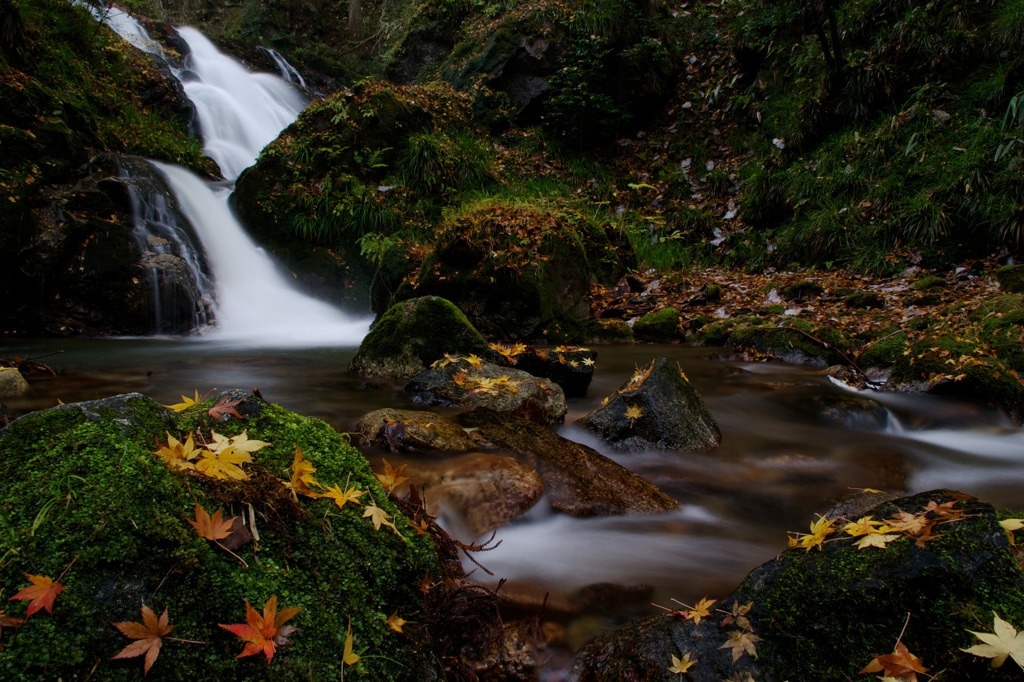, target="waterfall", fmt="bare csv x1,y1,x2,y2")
83,4,370,345
258,46,308,88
